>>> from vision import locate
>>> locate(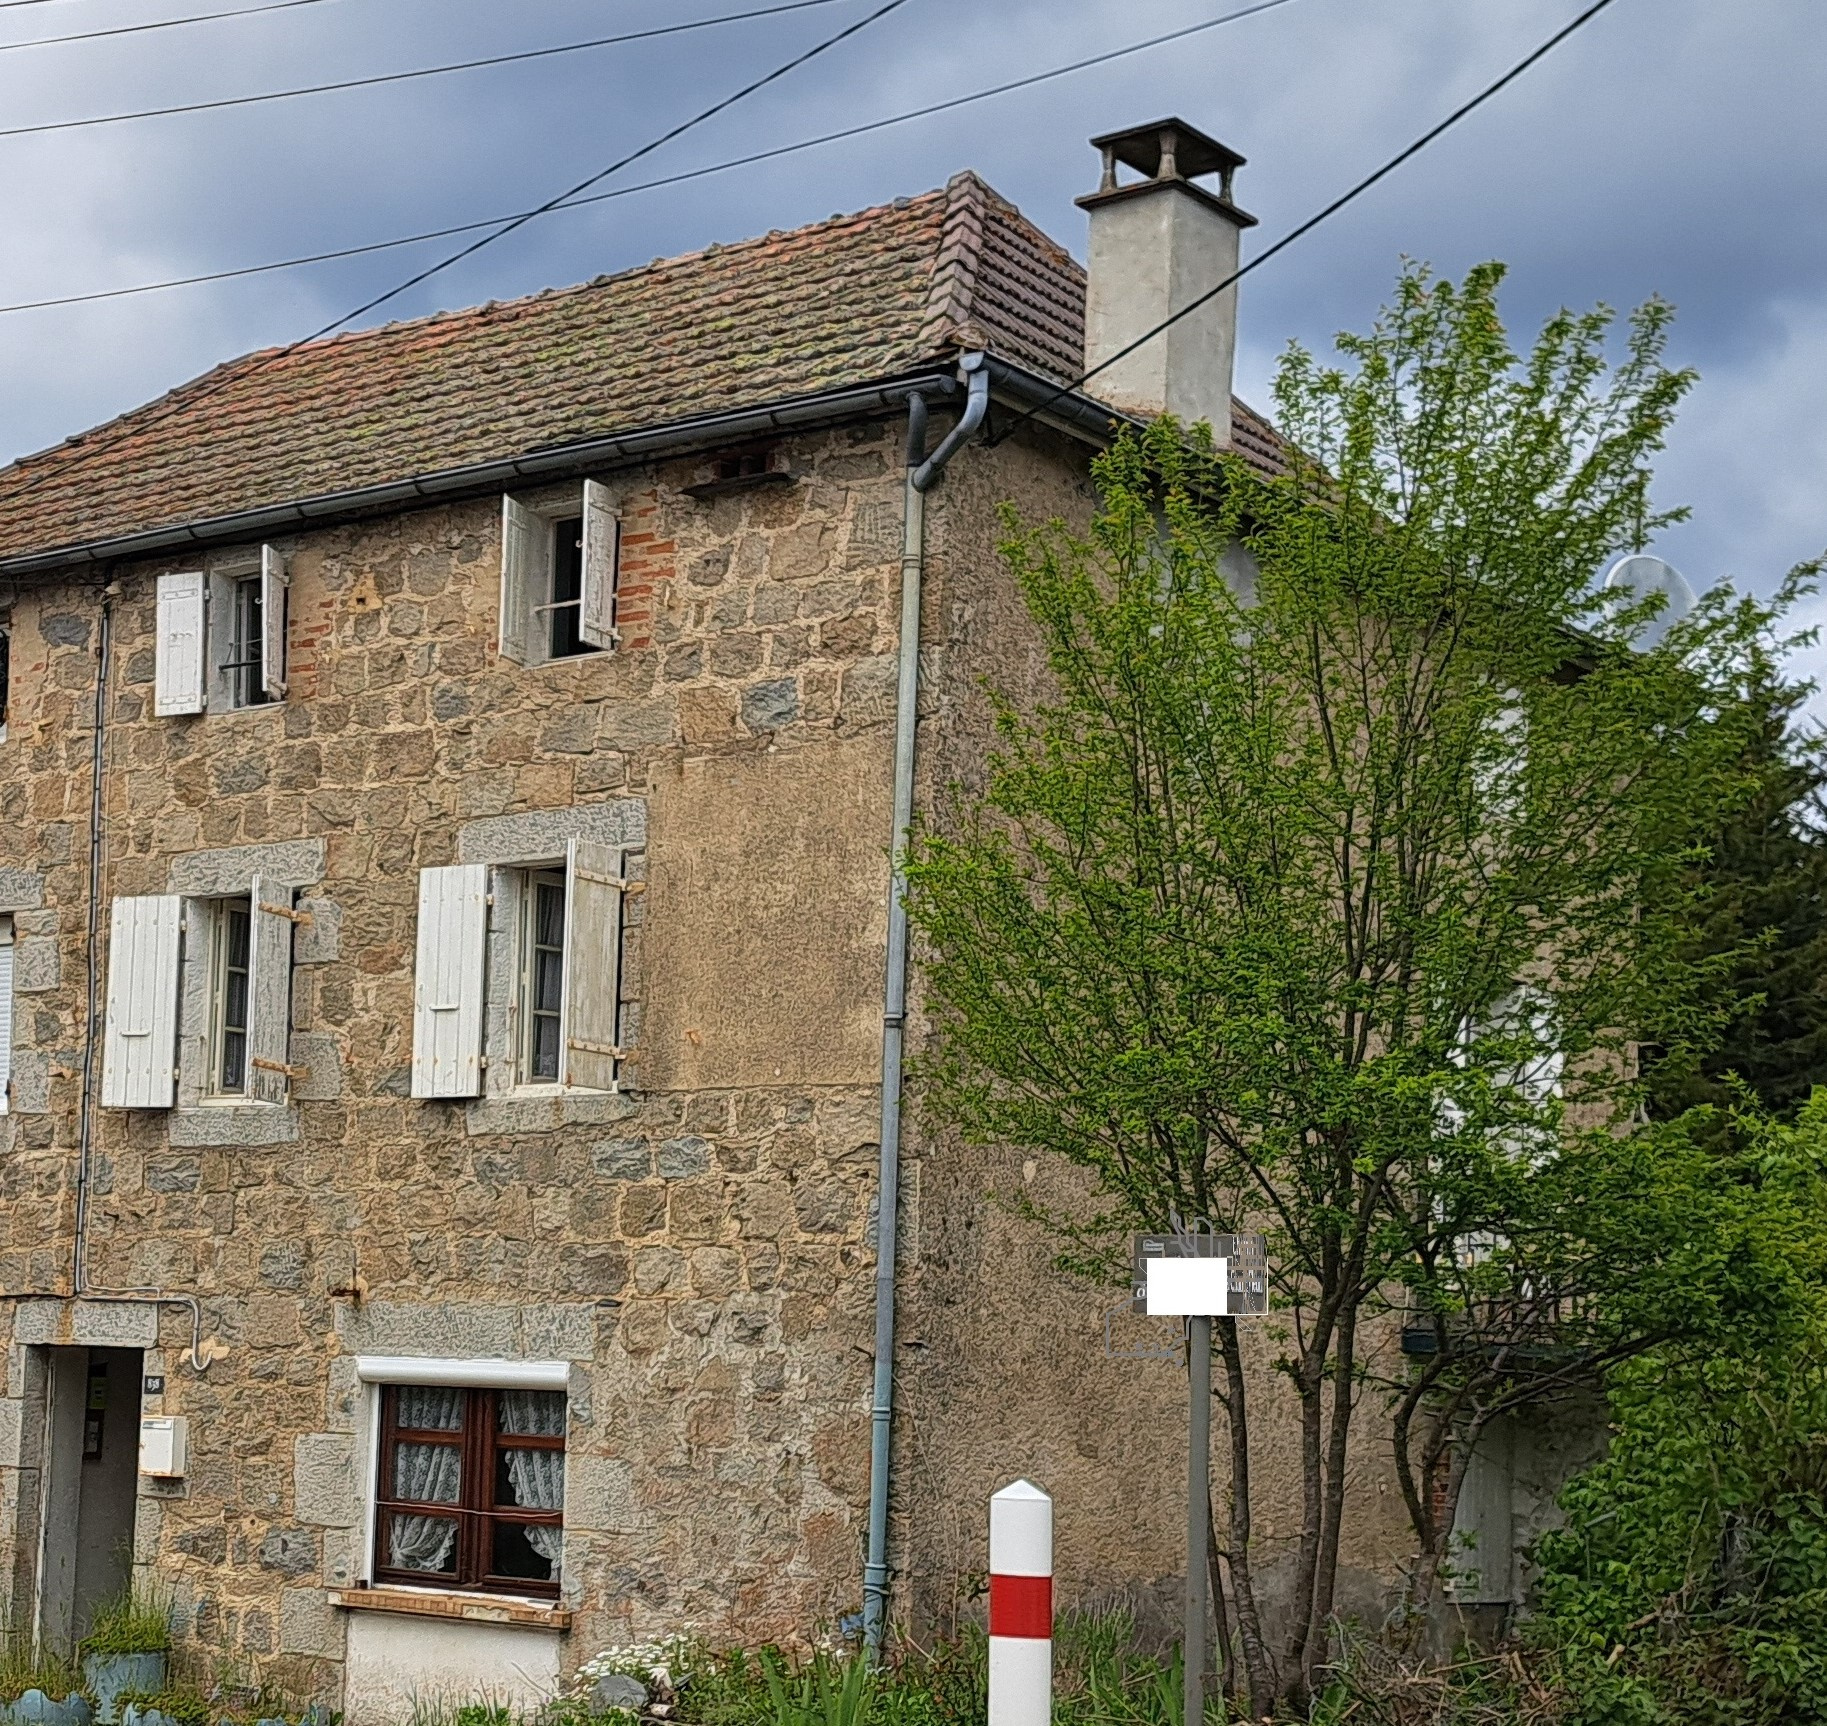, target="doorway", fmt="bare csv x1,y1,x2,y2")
38,1347,143,1650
